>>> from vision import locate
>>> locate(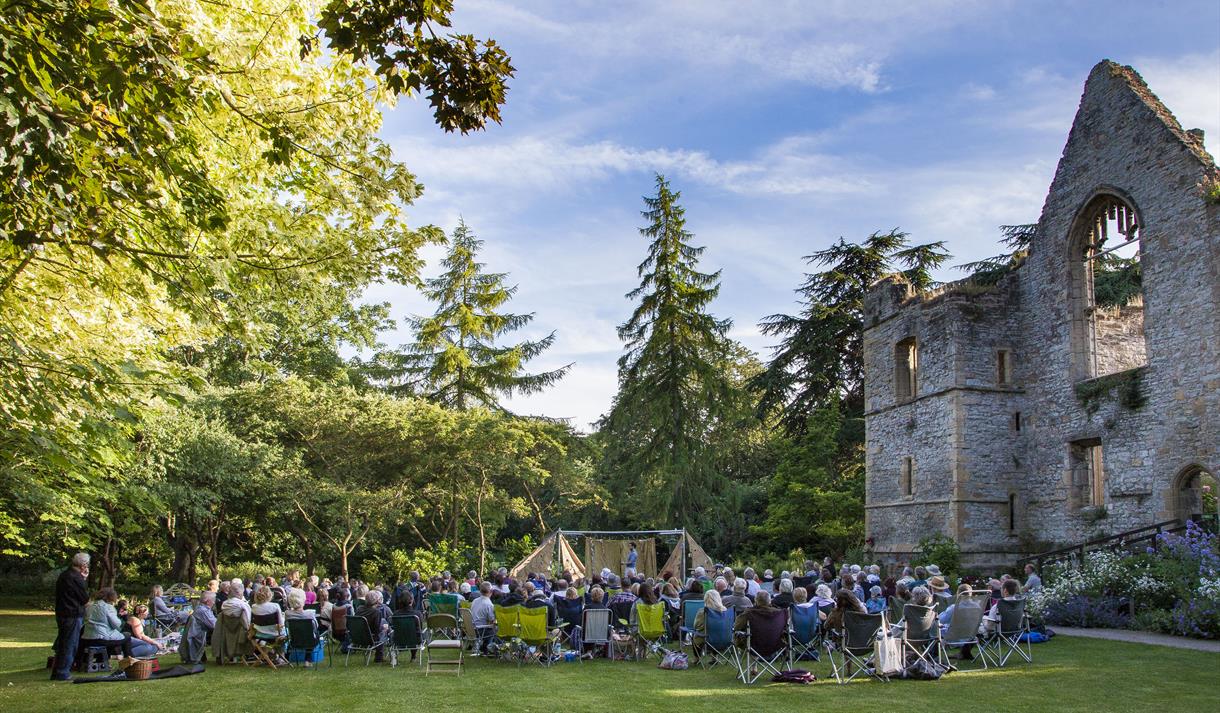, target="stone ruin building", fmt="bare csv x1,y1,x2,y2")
862,61,1219,570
